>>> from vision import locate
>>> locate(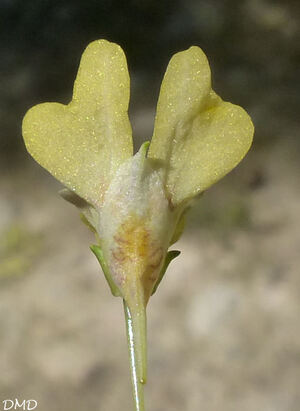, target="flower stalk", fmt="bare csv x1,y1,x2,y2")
123,299,147,411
